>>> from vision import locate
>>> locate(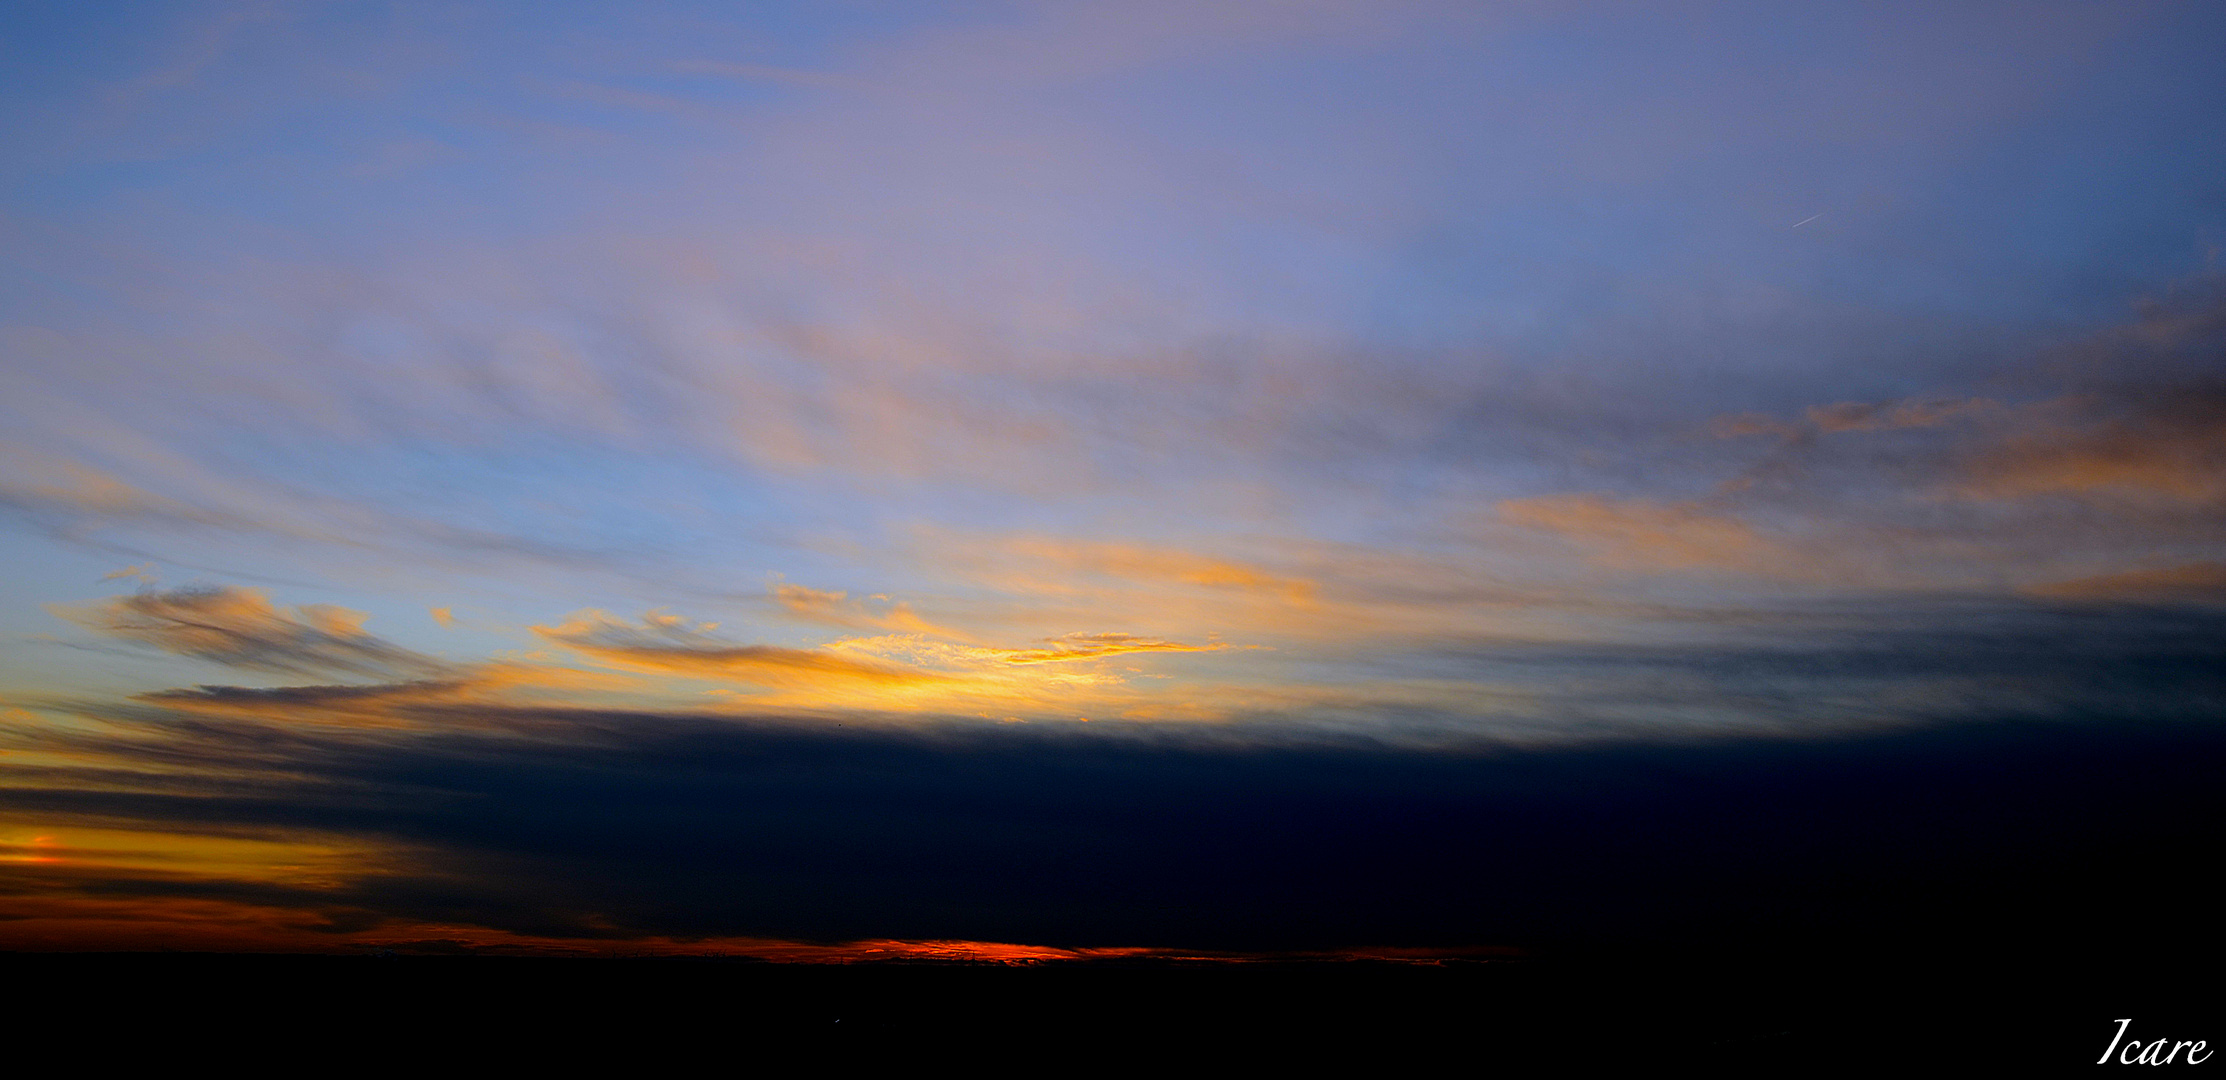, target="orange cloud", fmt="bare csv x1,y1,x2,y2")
772,582,847,613
534,610,938,687
0,894,397,954
1958,420,2225,503
1711,397,1990,439
2023,562,2226,603
134,661,637,726
1496,494,1779,571
995,632,1230,665
1804,398,1985,433
930,532,1316,604
139,679,477,727
2,461,211,520
771,581,962,637
51,586,449,679
0,824,381,889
